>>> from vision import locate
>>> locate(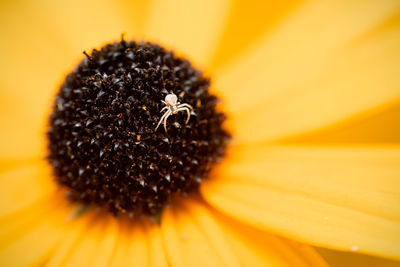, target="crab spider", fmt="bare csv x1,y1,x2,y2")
155,93,193,133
